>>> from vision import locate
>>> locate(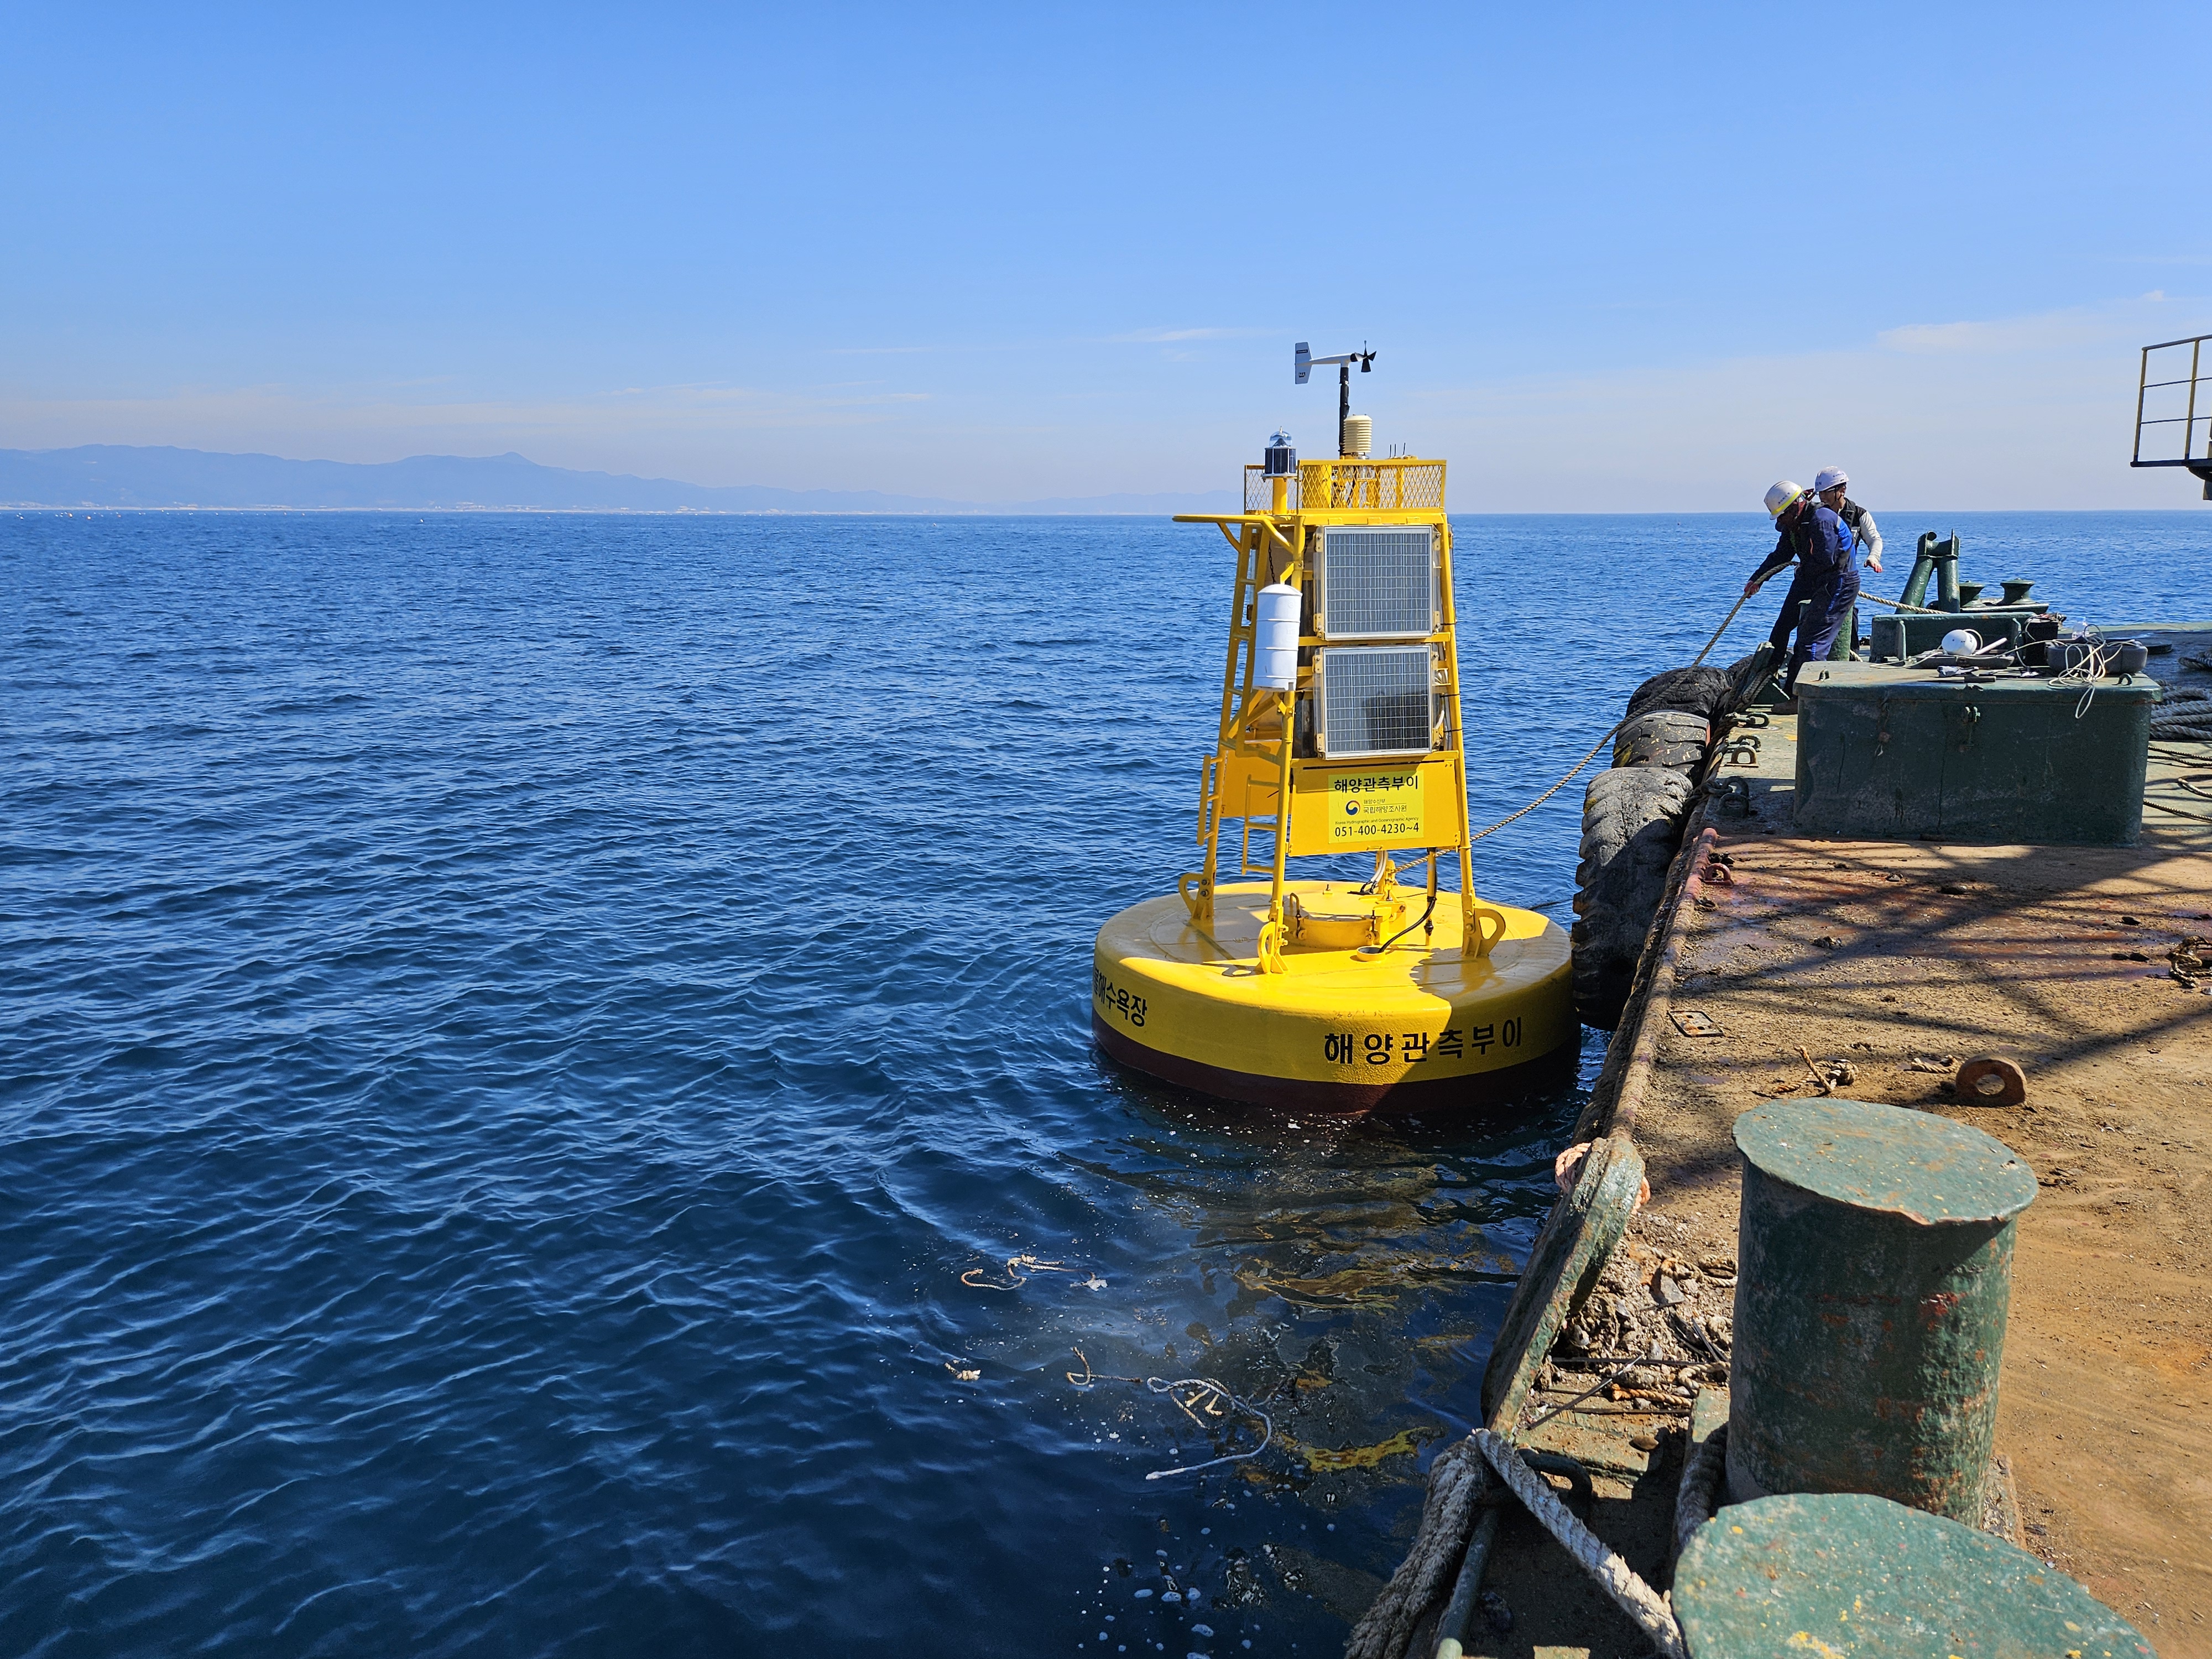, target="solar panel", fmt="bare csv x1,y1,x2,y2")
1317,646,1436,757
1316,527,1435,639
